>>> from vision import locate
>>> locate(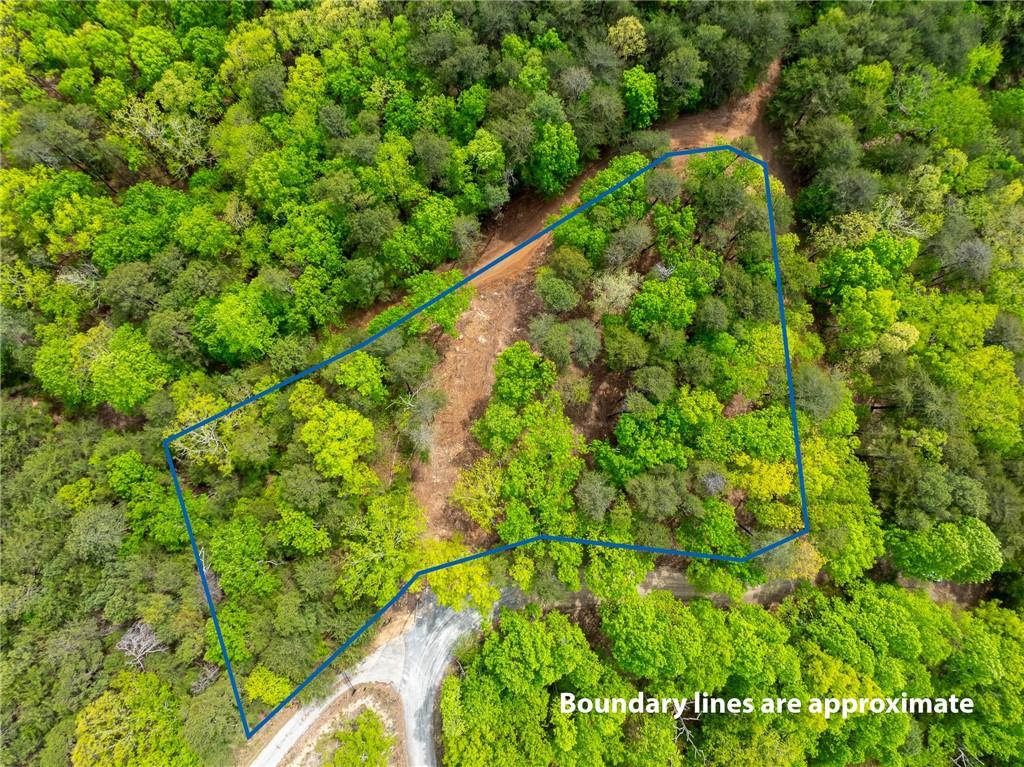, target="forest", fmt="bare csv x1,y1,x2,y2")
1,2,1022,767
